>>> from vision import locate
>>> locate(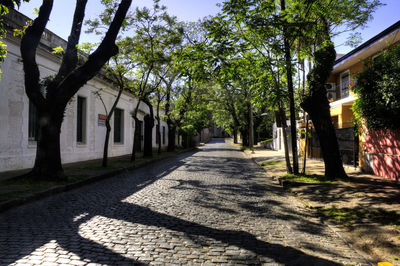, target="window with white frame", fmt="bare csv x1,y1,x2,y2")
340,71,350,98
76,96,86,143
162,126,166,144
